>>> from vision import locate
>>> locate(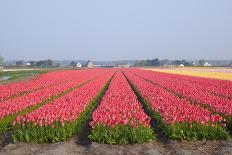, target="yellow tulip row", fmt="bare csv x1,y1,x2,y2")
143,68,232,81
